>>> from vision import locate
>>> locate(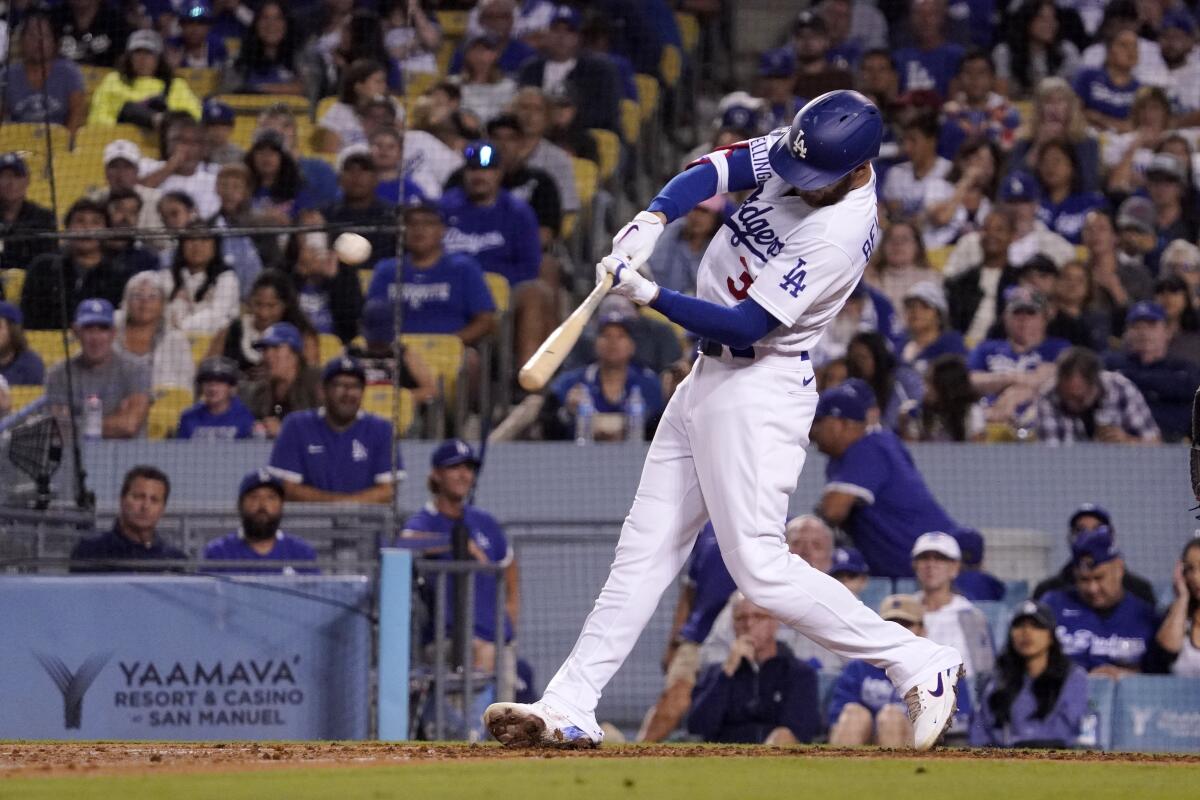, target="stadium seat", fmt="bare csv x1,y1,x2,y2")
213,94,309,116
188,334,212,366
405,72,439,99
361,384,415,434
975,600,1014,650
572,158,598,209
437,10,468,37
561,211,577,240
358,270,372,296
3,269,26,301
436,40,455,76
620,98,641,145
401,334,465,434
9,385,44,412
148,387,194,440
78,65,112,100
892,577,918,594
1074,245,1088,262
483,272,511,315
315,96,338,121
0,123,70,176
858,576,892,613
589,129,620,182
660,44,683,89
318,333,345,364
634,74,660,124
675,12,700,53
25,330,76,367
926,246,952,272
1110,676,1200,752
1002,580,1029,605
177,67,219,100
74,123,159,159
1086,676,1116,751
639,305,689,352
